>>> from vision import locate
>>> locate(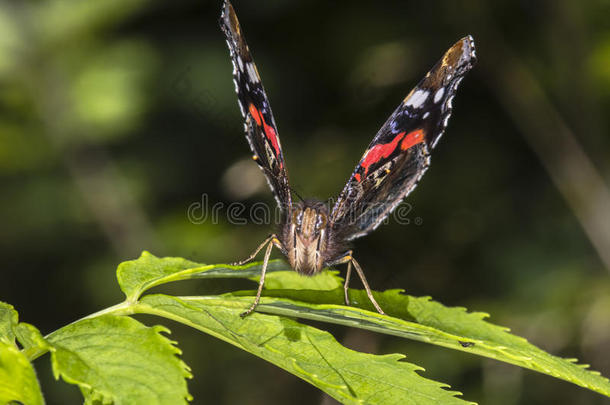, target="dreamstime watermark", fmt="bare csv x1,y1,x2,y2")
187,194,422,227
